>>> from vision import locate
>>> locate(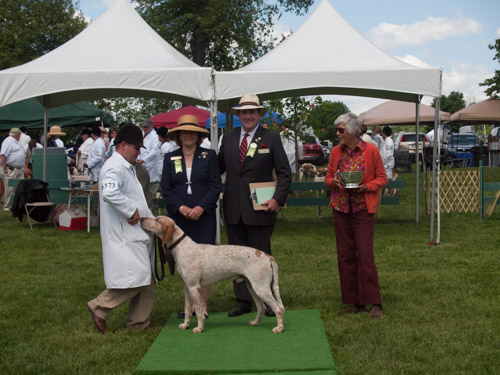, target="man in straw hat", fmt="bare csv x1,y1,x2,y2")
87,123,157,333
1,128,27,211
218,94,291,317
